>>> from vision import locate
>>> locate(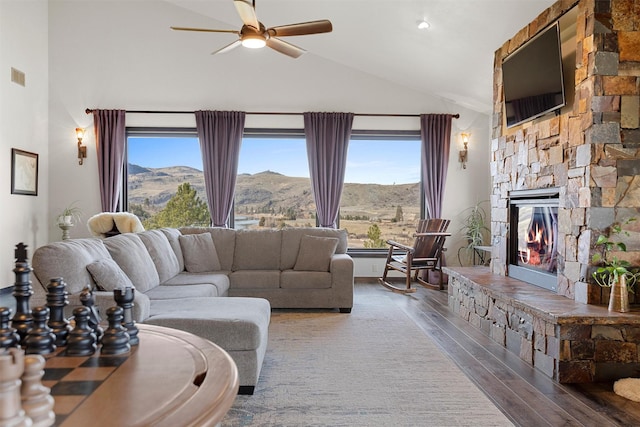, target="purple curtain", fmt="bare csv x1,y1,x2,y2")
195,110,245,227
93,110,126,212
304,112,354,228
420,114,454,219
